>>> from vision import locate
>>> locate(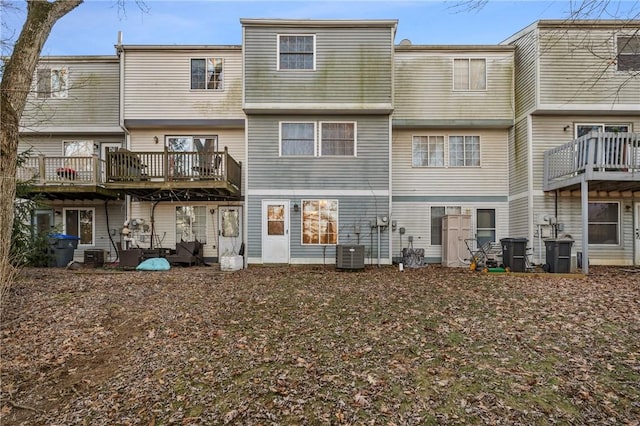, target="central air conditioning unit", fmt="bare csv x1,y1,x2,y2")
336,245,365,271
